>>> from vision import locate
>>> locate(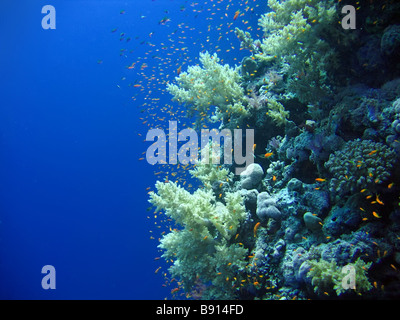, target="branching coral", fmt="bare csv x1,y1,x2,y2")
307,258,372,296
254,0,339,104
149,174,247,298
189,142,233,189
167,51,247,128
244,89,289,125
266,98,290,126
